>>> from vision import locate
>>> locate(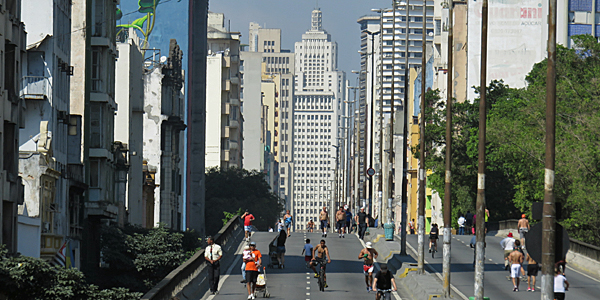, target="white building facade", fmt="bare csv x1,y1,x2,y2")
18,0,73,261
115,28,145,227
292,9,346,230
143,40,186,230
